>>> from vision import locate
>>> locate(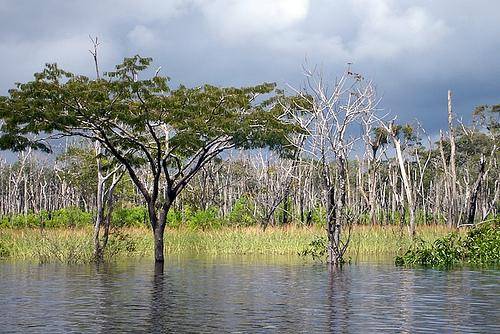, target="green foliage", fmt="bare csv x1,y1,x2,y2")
228,196,256,227
187,207,222,230
310,207,327,226
166,208,183,228
463,221,500,265
0,213,40,228
473,103,499,134
164,205,222,230
112,207,147,227
49,208,93,228
395,234,464,267
395,220,499,268
0,208,92,228
0,55,294,167
298,236,327,261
